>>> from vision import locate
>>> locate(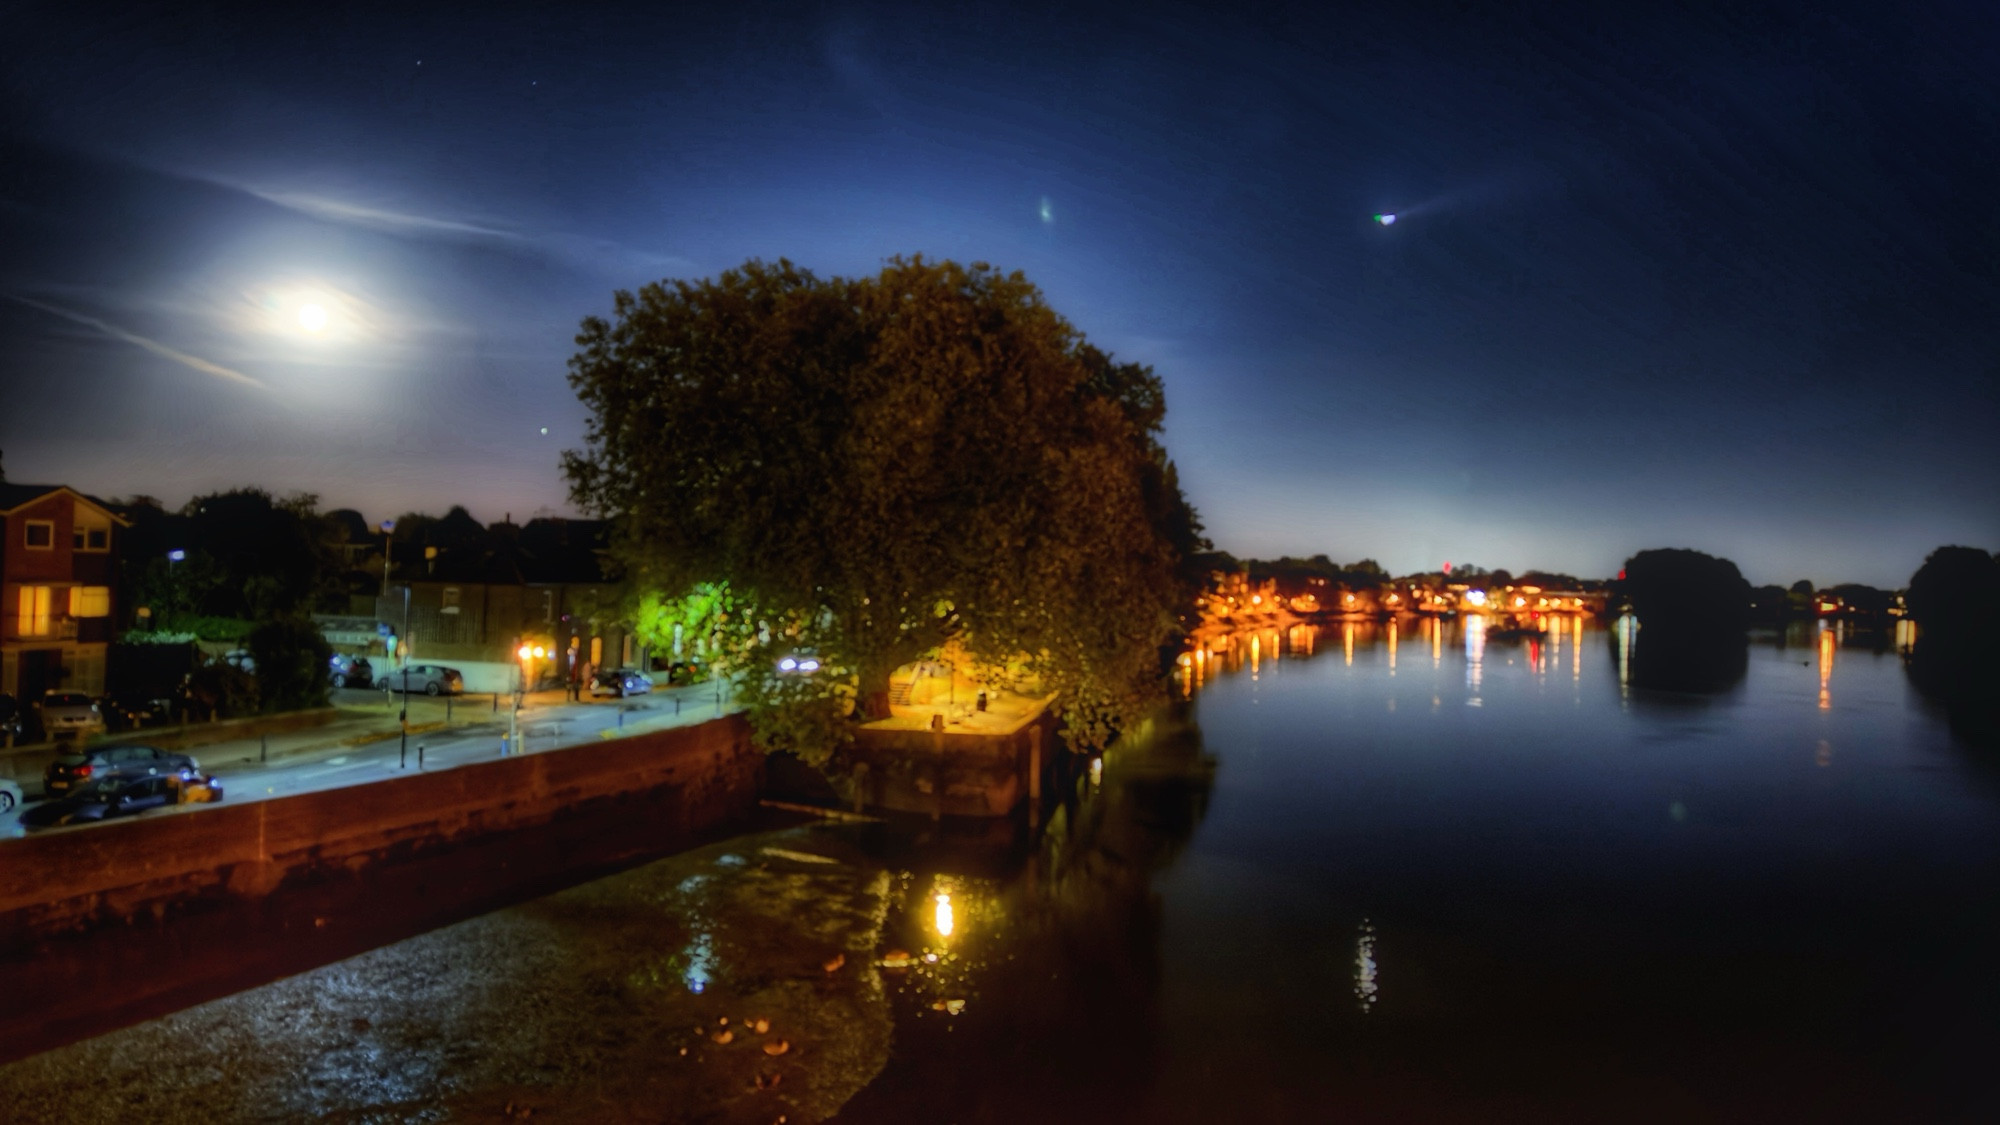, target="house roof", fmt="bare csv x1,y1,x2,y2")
0,483,133,524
